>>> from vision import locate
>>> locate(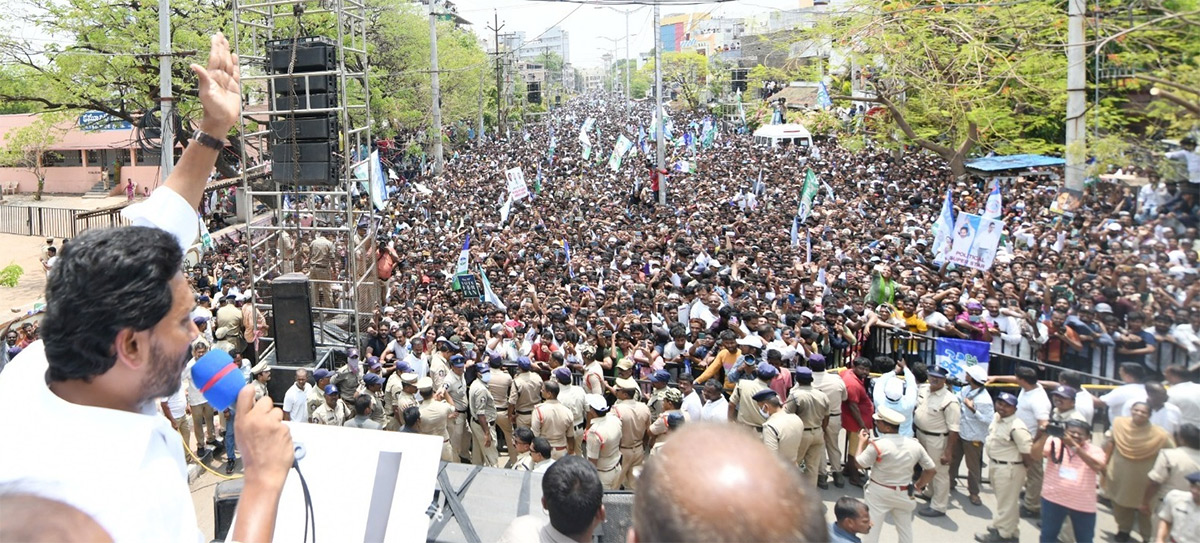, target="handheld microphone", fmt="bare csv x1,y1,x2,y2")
189,349,245,411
